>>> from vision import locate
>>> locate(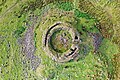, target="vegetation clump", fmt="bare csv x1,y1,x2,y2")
14,26,26,38
57,2,73,11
